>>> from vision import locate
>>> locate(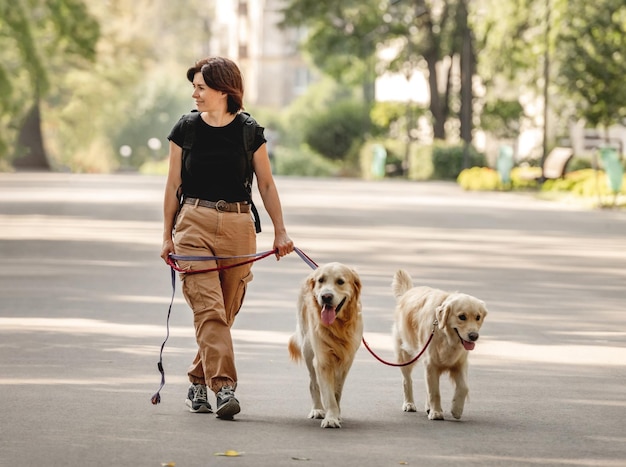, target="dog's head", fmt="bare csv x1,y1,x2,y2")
308,262,361,326
436,293,488,351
